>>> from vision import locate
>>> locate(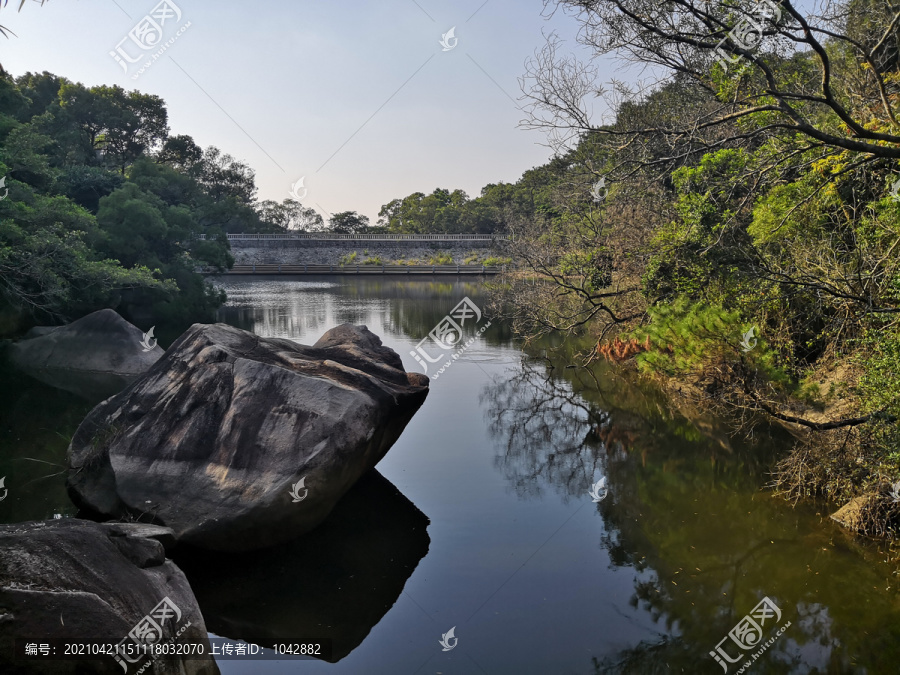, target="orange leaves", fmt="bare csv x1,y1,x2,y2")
596,335,652,362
